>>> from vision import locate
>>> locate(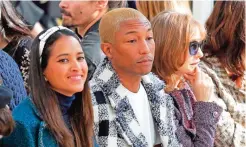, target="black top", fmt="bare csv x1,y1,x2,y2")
3,37,32,91
56,92,76,128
